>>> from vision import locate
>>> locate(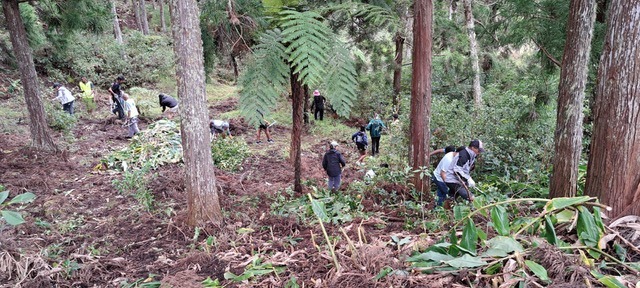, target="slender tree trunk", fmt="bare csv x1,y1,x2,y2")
409,0,433,193
463,0,482,106
448,0,456,20
549,0,596,198
169,0,222,227
3,0,57,151
585,1,640,218
230,54,238,82
133,0,142,32
290,70,304,192
303,84,310,125
159,0,166,32
392,32,404,111
140,0,150,35
111,0,123,44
